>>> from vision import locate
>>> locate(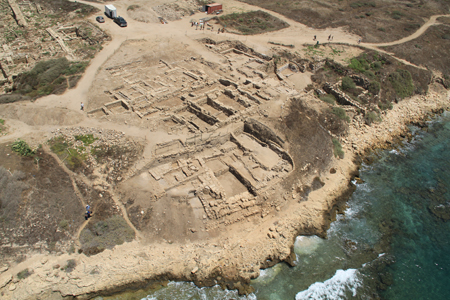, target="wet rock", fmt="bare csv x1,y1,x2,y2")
284,249,297,267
